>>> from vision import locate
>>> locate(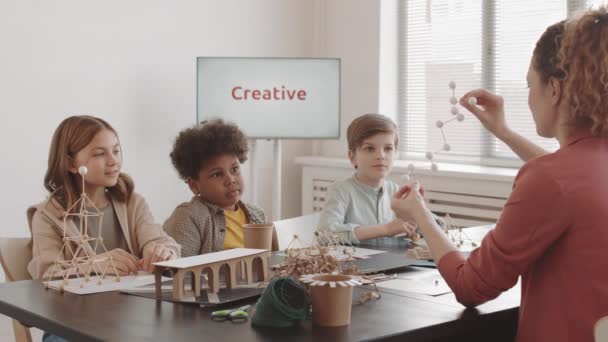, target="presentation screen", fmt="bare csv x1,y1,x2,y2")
197,57,340,139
